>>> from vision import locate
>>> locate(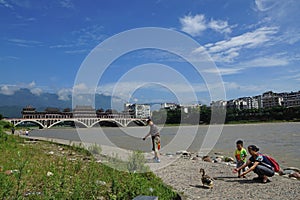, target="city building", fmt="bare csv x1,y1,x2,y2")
72,105,97,118
161,103,179,110
281,91,300,108
124,103,150,118
180,104,202,113
262,91,283,108
211,100,227,108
